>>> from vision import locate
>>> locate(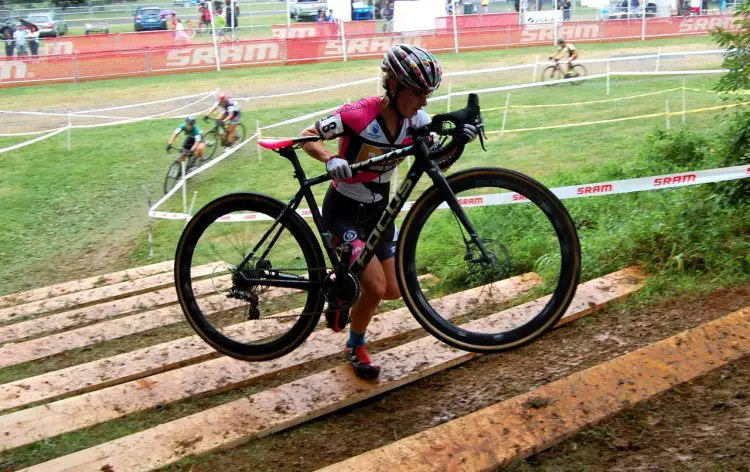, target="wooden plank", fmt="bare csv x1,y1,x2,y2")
0,278,336,411
0,261,174,309
0,273,542,446
0,262,221,323
14,268,645,469
0,275,230,345
0,294,244,369
318,305,750,472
